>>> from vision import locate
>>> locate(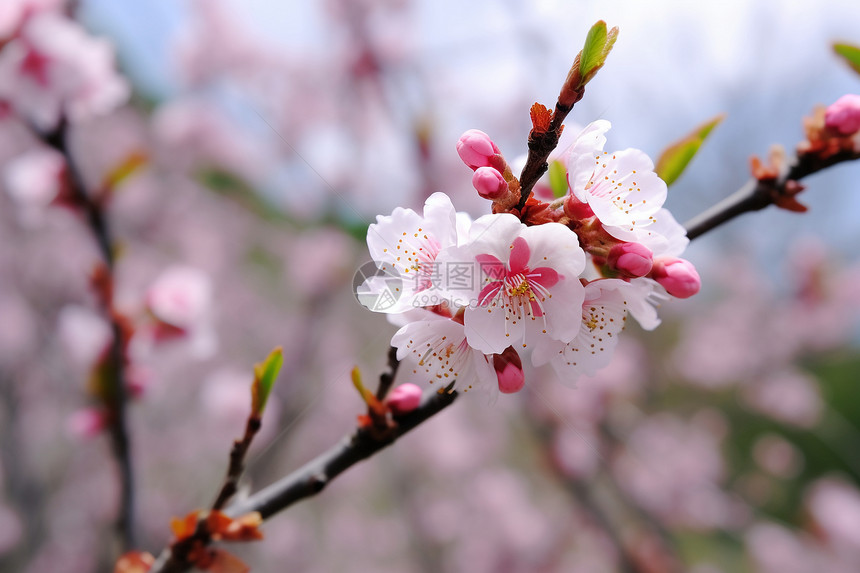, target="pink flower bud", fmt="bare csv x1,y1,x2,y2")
456,129,500,170
651,257,701,298
607,242,653,278
825,94,860,135
494,346,524,394
563,193,595,220
472,166,508,200
387,383,422,415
